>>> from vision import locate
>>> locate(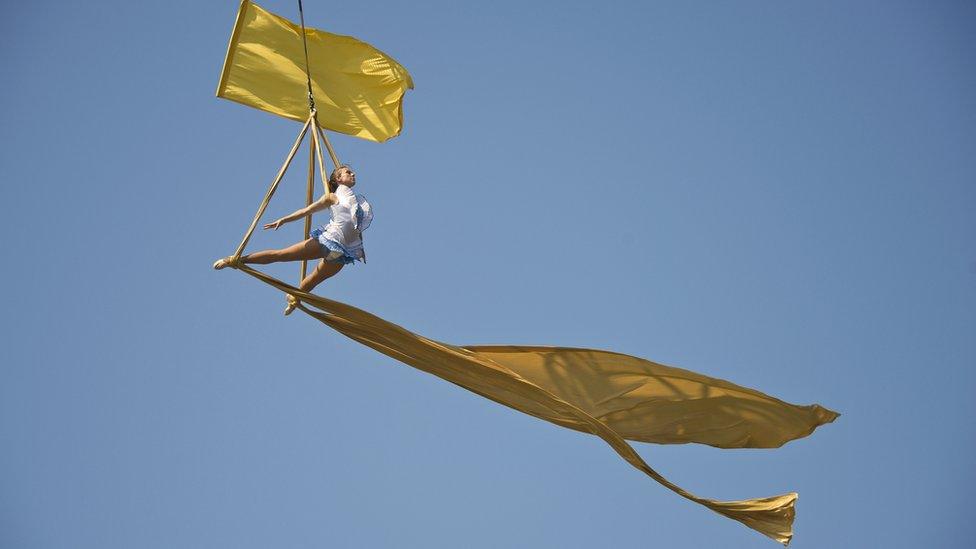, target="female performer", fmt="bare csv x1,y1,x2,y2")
214,165,372,315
